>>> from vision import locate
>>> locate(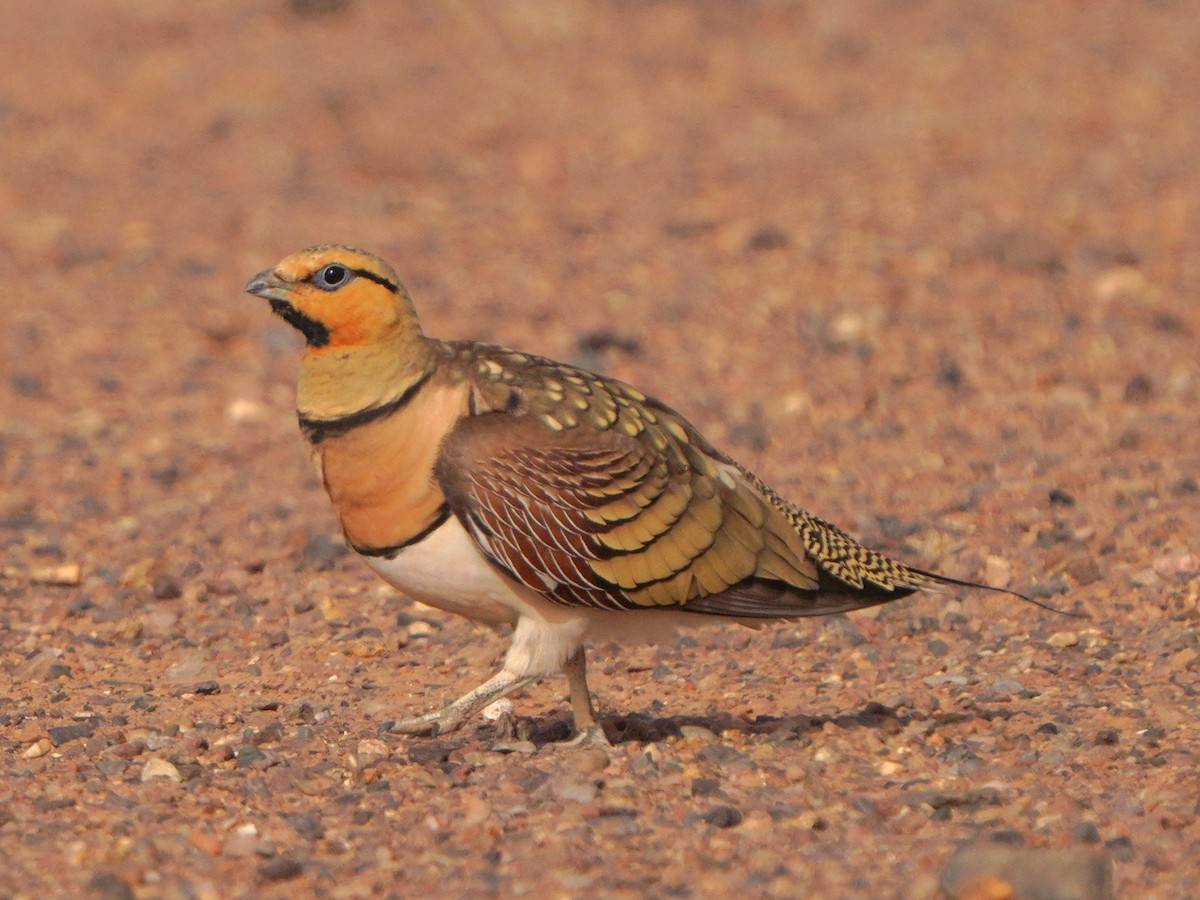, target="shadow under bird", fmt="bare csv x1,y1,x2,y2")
246,245,1062,747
